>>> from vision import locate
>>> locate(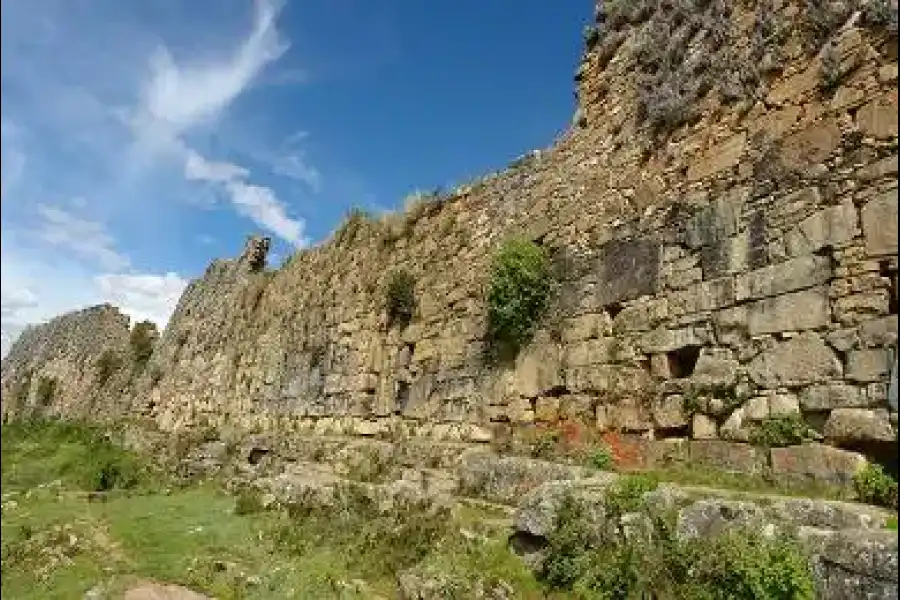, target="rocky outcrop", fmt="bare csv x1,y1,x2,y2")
511,477,898,600
1,1,897,481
